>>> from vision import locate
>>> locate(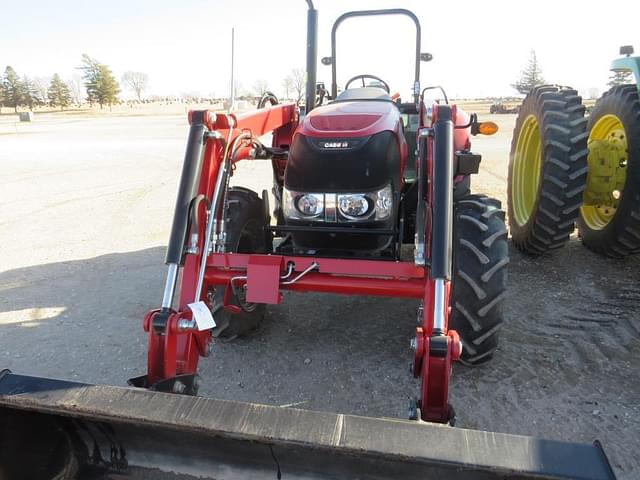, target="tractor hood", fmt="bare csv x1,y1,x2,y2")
285,101,406,192
298,100,402,138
